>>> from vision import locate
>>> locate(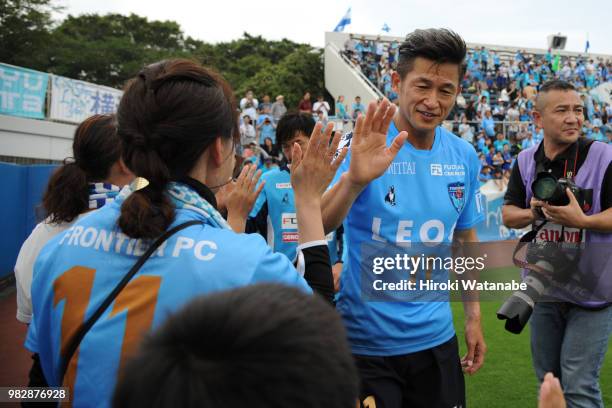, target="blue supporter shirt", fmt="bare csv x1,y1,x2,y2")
477,137,486,152
25,186,309,408
259,124,276,145
332,123,484,356
482,117,495,137
494,139,510,152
